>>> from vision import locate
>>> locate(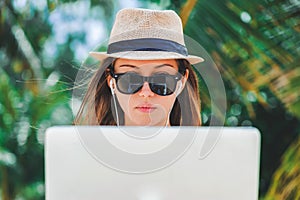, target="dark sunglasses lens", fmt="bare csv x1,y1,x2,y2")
150,75,178,96
117,73,143,94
